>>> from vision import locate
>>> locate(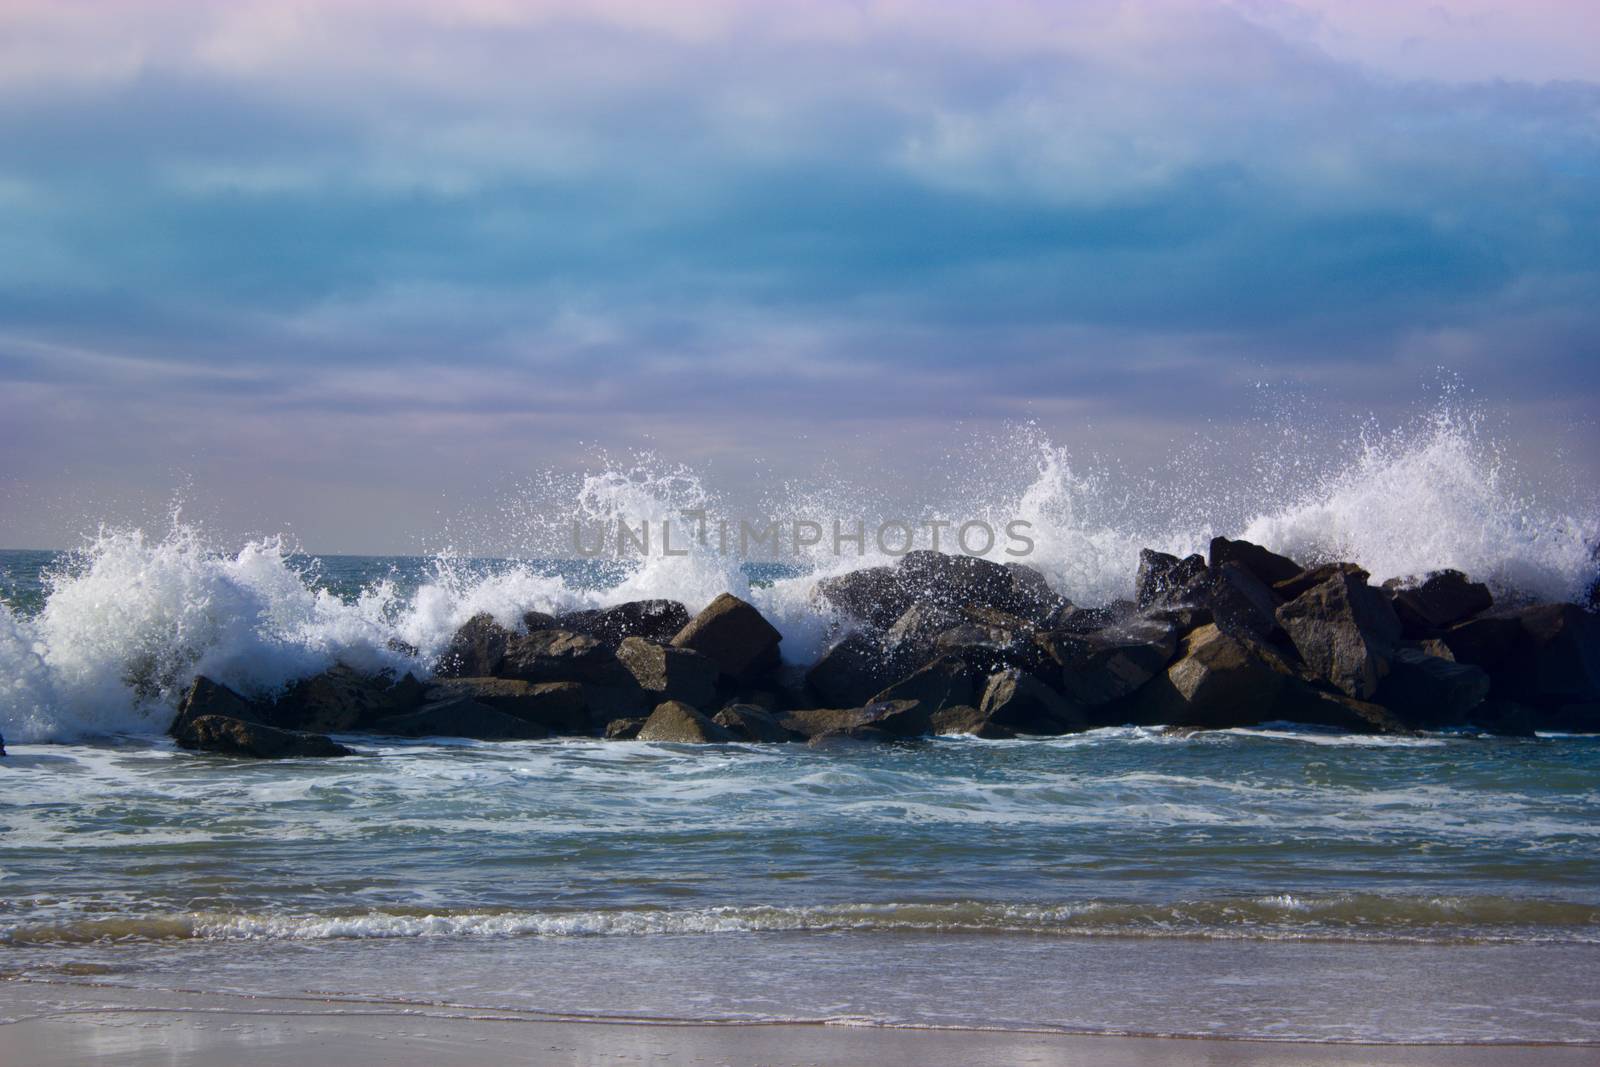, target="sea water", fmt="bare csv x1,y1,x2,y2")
1,409,1598,1043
